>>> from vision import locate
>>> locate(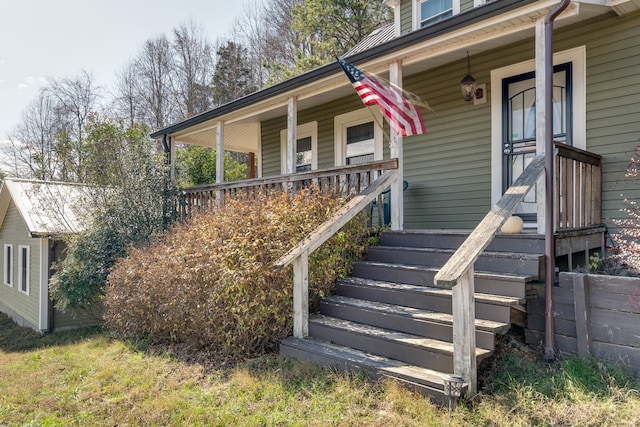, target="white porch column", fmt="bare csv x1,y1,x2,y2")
287,97,298,174
38,238,50,332
535,18,549,234
216,121,225,205
389,60,404,231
